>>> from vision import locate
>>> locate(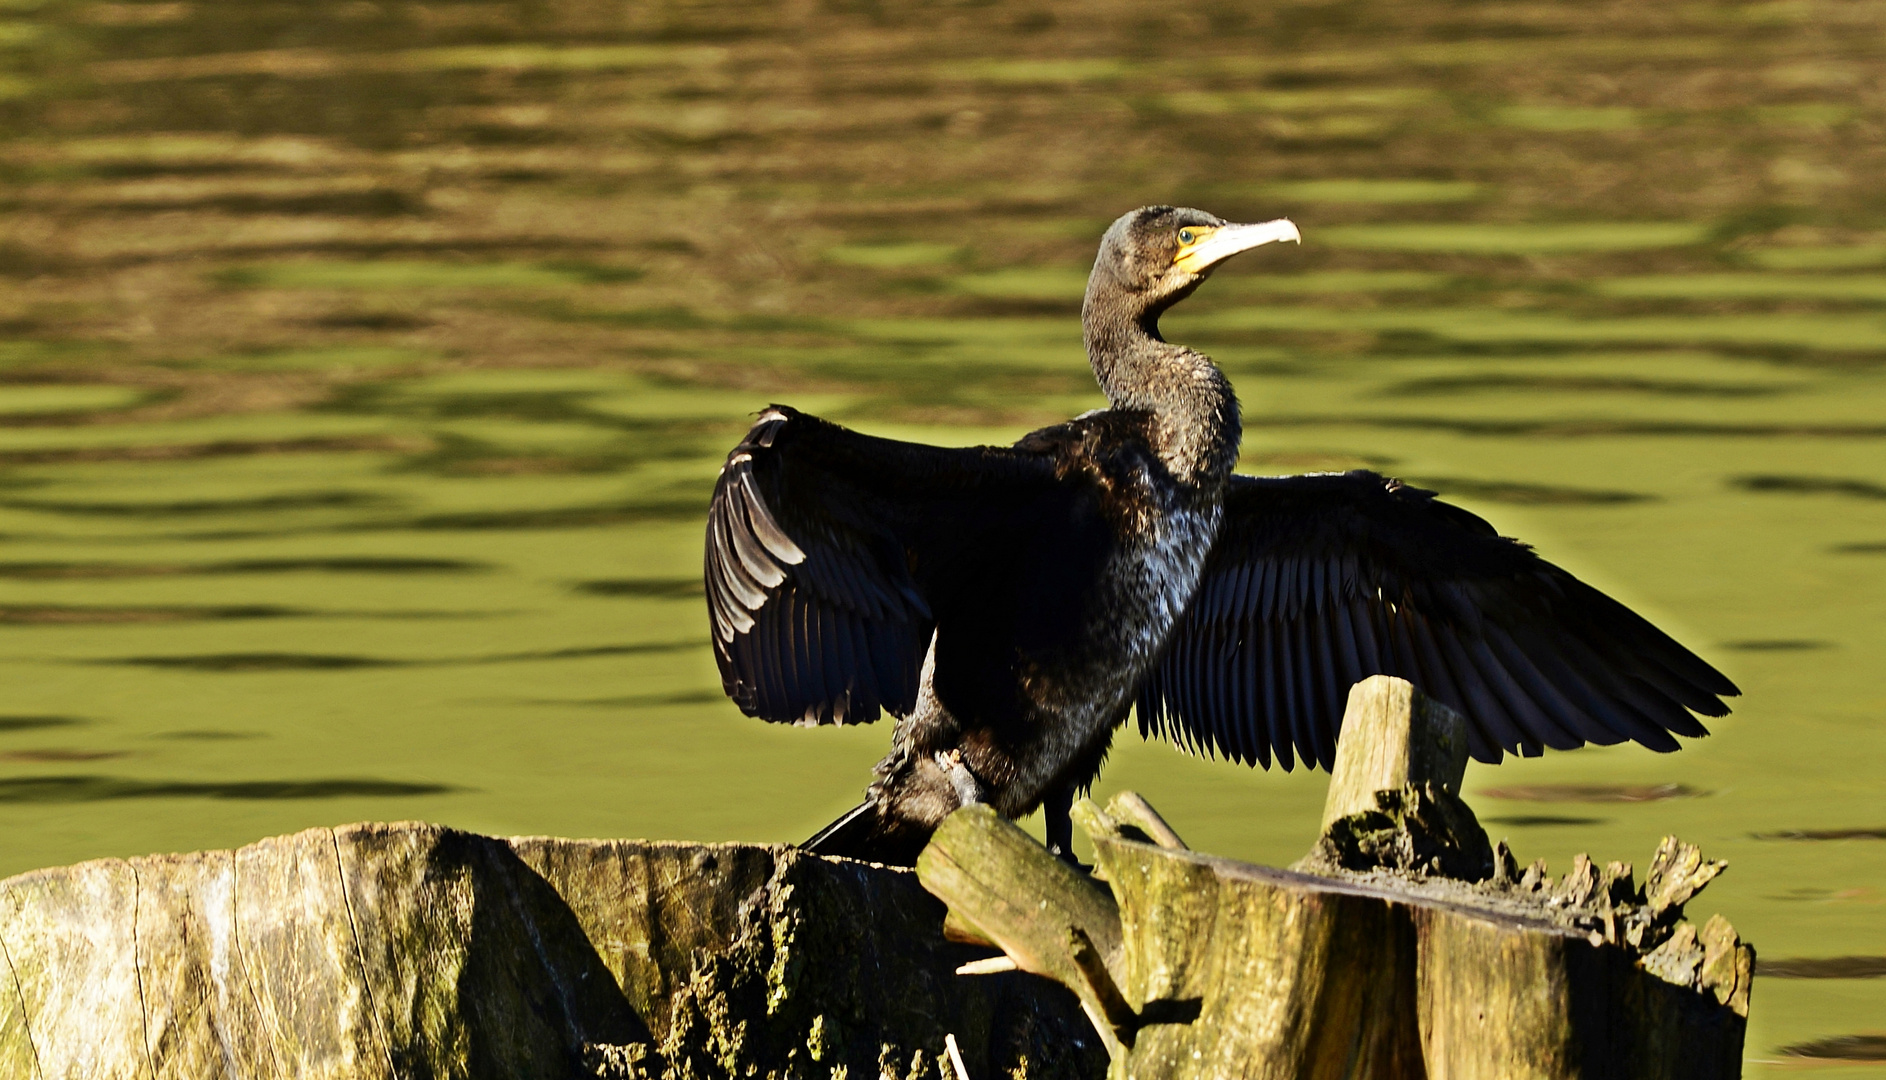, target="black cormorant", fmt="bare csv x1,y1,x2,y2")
705,206,1737,865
